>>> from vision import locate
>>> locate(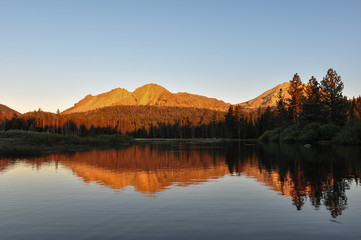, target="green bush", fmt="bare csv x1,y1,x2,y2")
334,119,361,144
318,124,340,140
259,128,282,142
0,131,6,138
297,123,321,142
258,130,272,142
269,133,281,142
280,126,301,143
298,129,319,142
